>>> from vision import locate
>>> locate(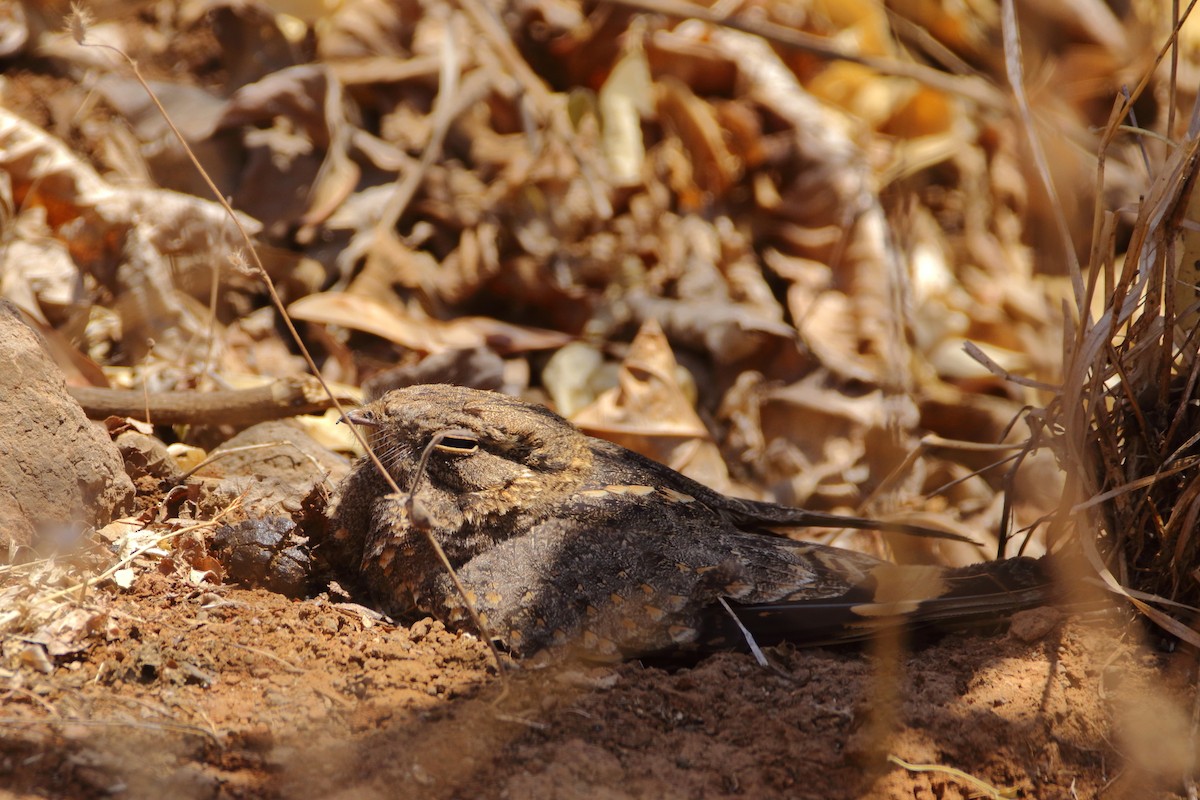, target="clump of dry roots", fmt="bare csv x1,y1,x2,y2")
1058,95,1200,645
